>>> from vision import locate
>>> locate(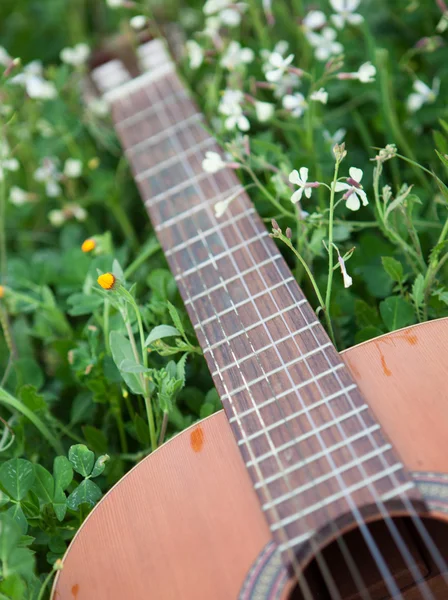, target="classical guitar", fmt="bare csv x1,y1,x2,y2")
52,40,448,600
